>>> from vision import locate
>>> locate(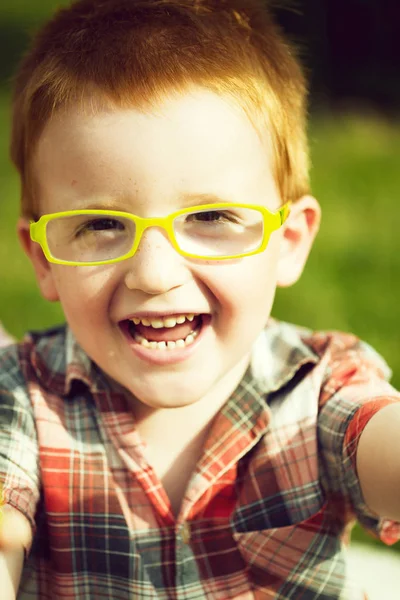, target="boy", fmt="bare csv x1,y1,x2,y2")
0,0,399,598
